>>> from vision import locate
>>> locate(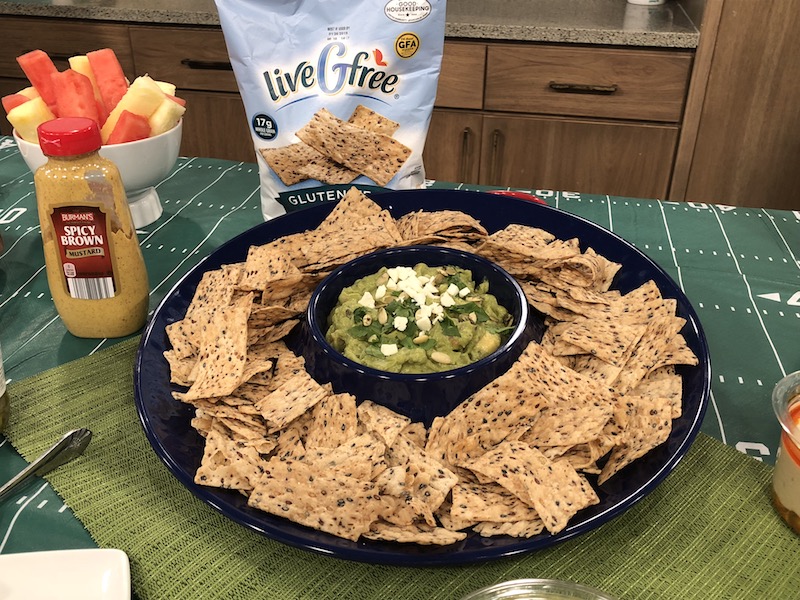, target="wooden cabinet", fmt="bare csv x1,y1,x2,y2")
671,0,800,210
479,115,678,198
128,26,253,162
425,43,692,198
424,109,483,183
484,44,692,122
